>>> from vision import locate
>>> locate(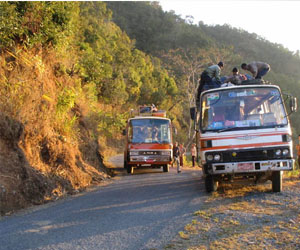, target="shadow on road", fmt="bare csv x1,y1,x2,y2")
0,155,206,250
